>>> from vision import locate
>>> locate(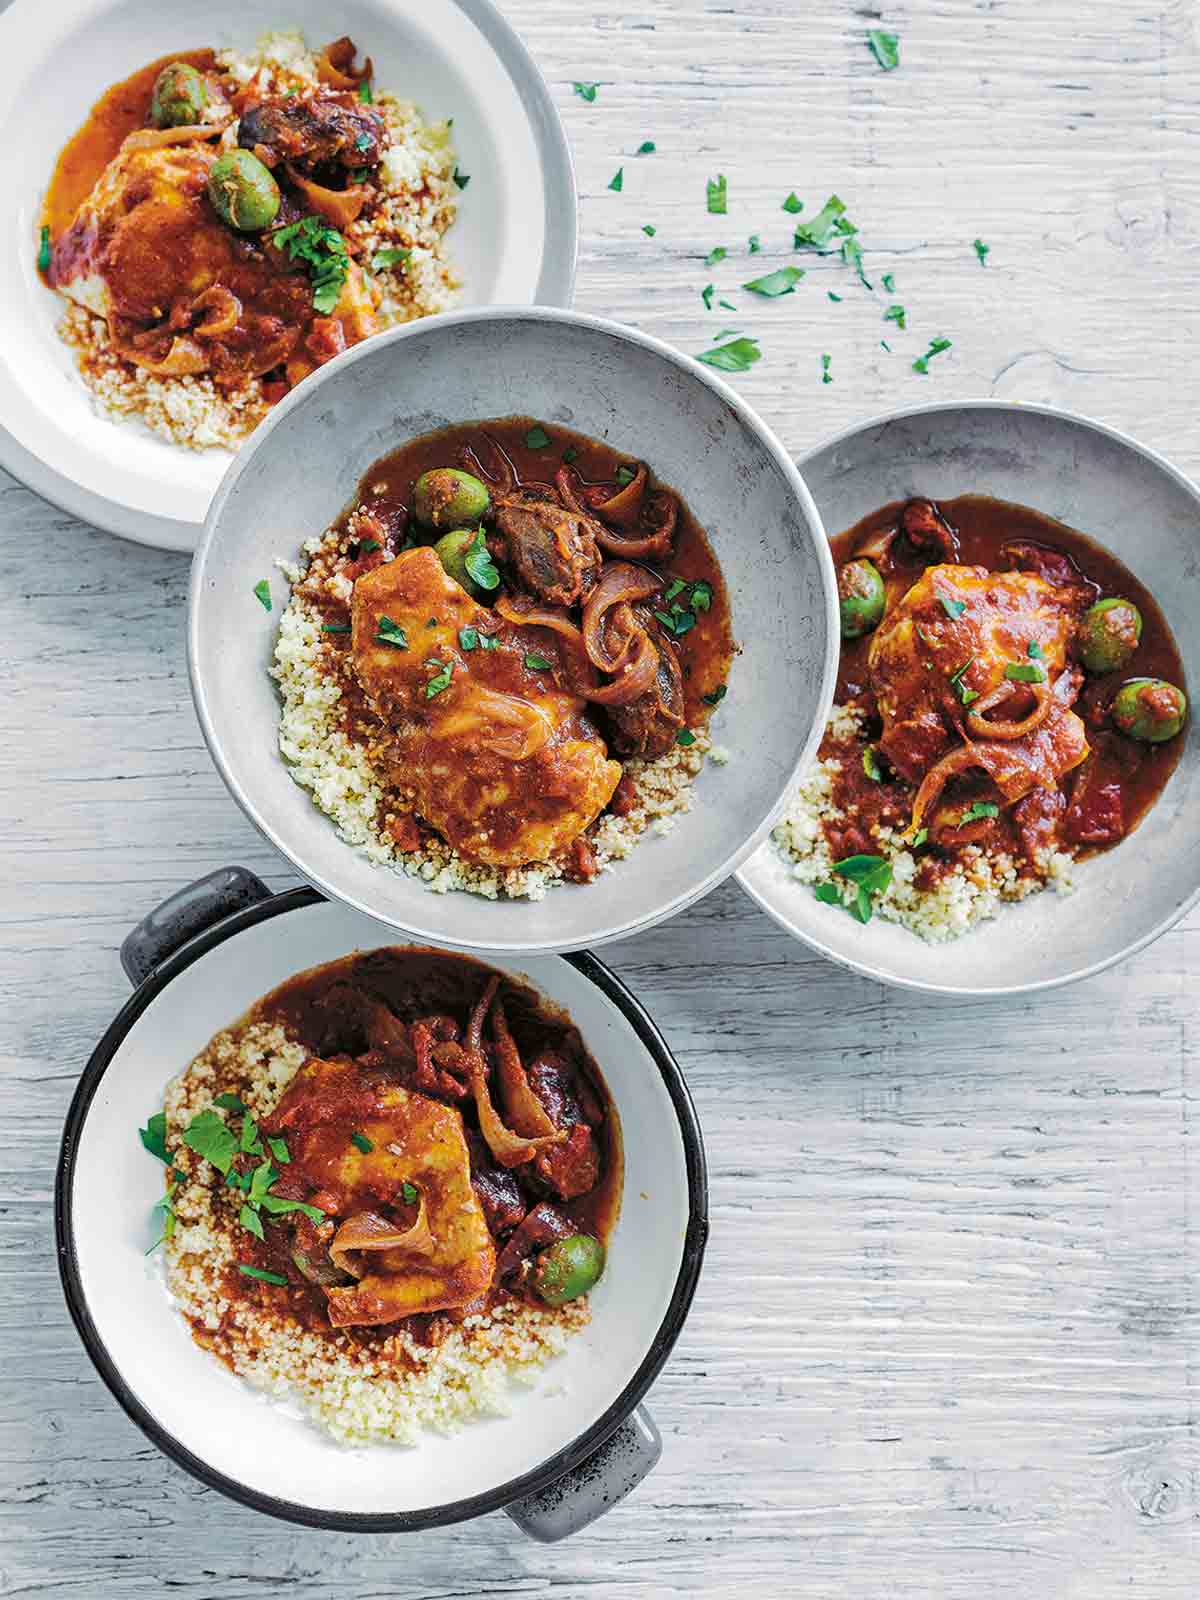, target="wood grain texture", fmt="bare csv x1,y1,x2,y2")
1,1,1198,1595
